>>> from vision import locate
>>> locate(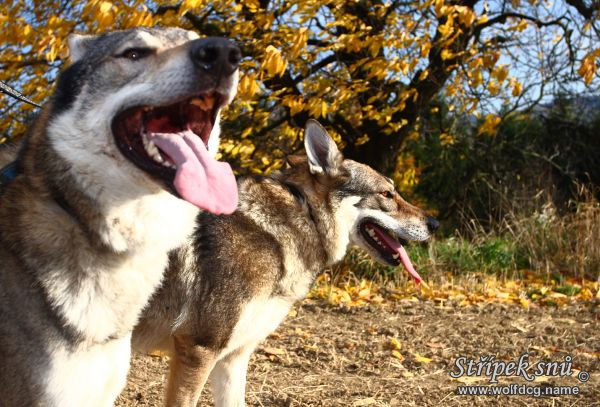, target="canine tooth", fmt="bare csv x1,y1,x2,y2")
190,98,206,110
203,96,215,109
142,133,164,163
392,254,399,259
190,97,214,111
367,228,376,237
